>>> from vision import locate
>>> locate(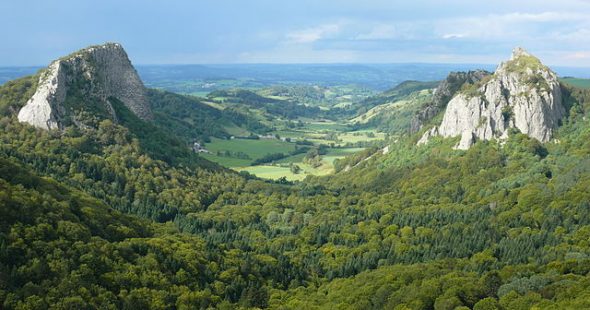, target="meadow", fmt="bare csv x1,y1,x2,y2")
201,123,383,180
200,137,296,167
238,147,365,181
